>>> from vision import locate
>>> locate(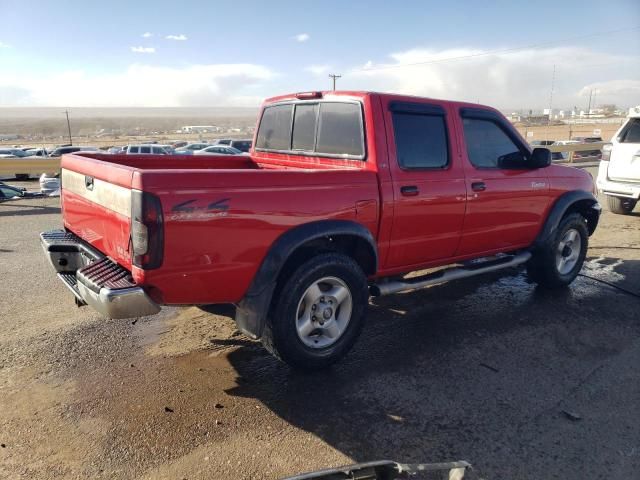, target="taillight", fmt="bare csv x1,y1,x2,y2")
131,190,164,269
601,143,612,161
